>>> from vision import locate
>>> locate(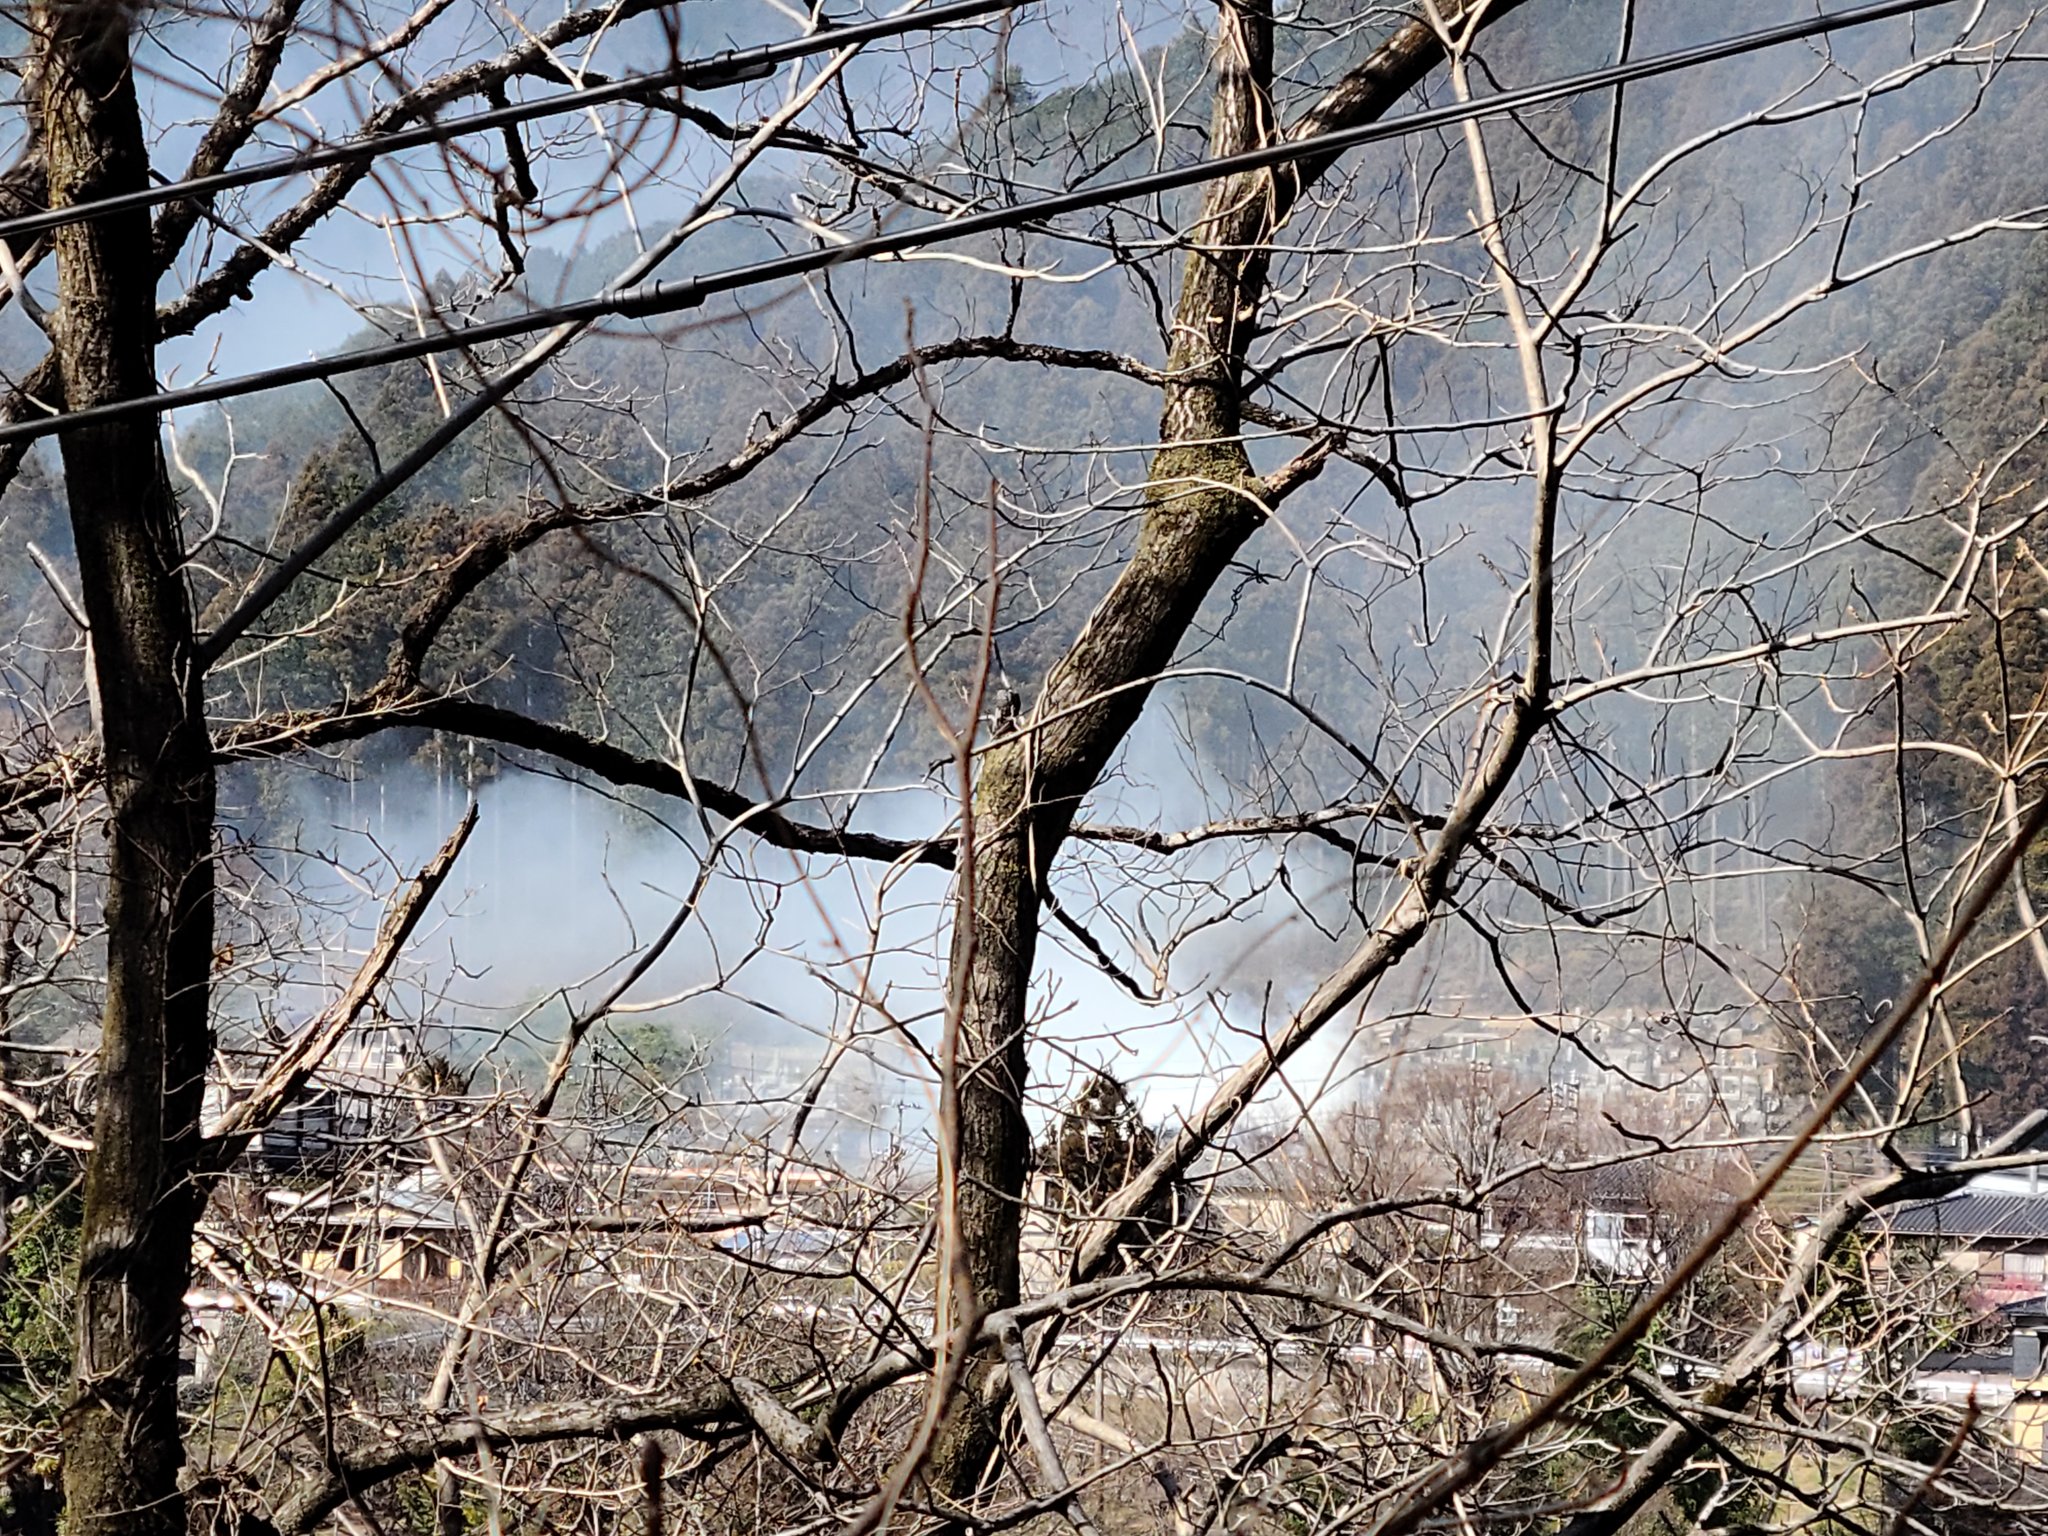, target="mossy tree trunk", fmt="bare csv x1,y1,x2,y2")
38,4,218,1532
